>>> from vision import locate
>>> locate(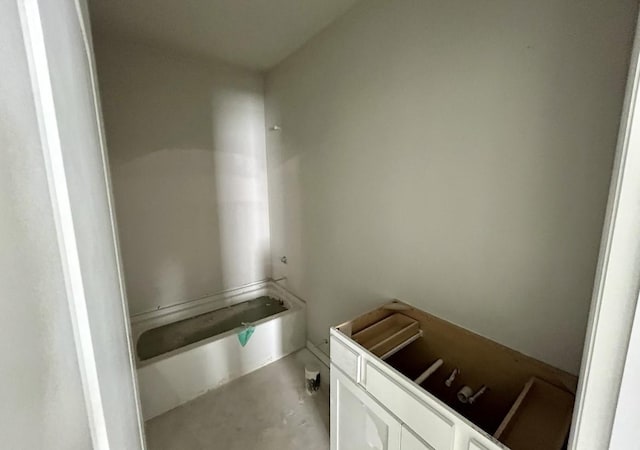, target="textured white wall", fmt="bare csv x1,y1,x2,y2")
0,1,91,447
572,17,640,448
94,35,271,315
265,0,637,373
38,0,145,446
